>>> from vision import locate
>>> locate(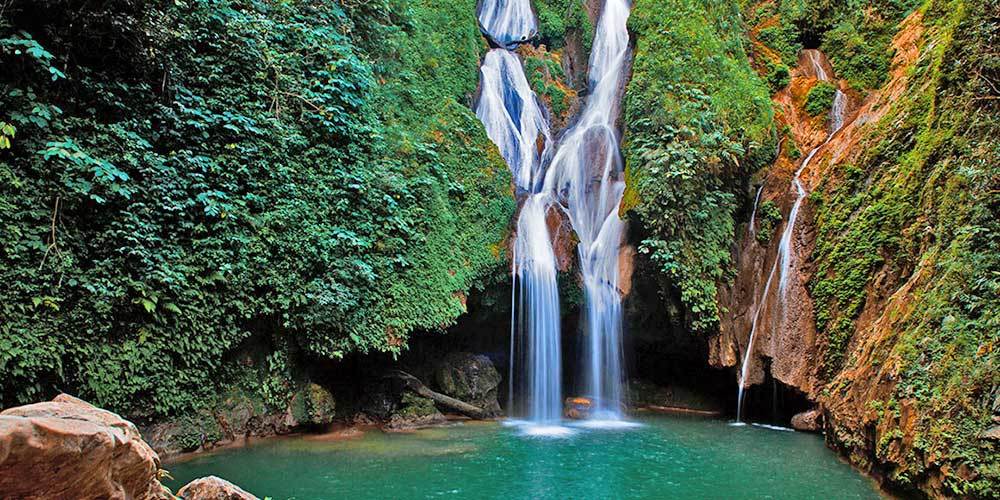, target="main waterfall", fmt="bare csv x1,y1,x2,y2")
540,0,631,420
475,0,633,429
